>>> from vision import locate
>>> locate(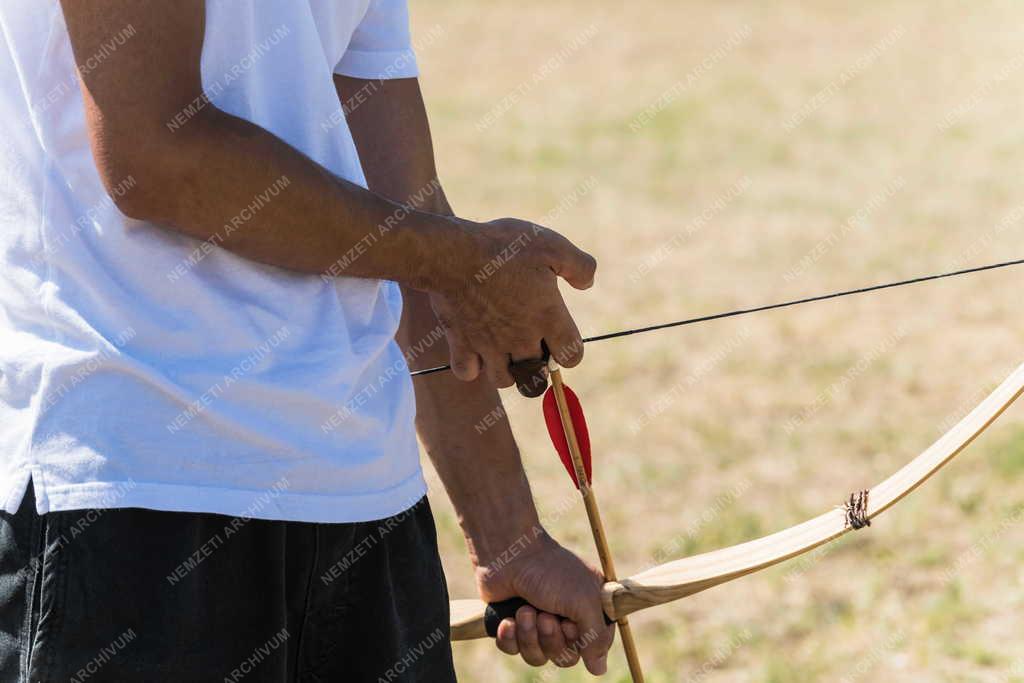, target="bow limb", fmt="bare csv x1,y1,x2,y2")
449,361,1024,641
449,599,491,641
